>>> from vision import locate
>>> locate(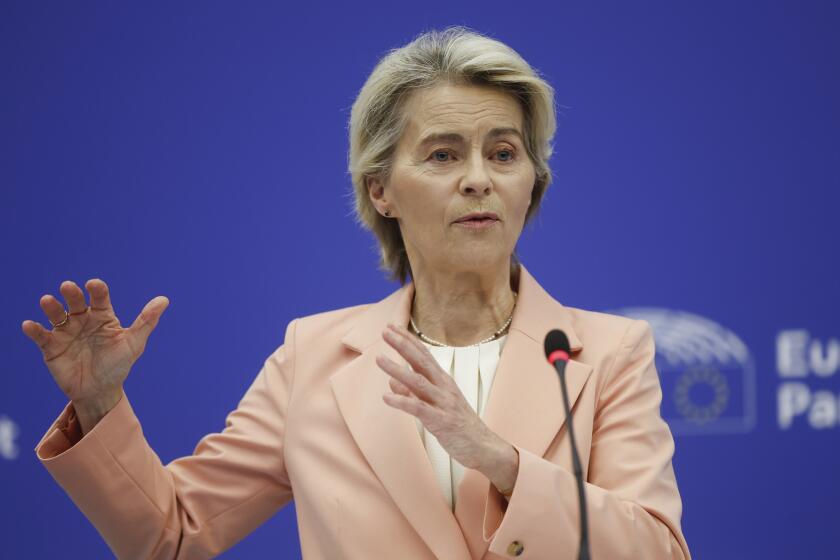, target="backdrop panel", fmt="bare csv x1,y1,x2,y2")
2,2,837,558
